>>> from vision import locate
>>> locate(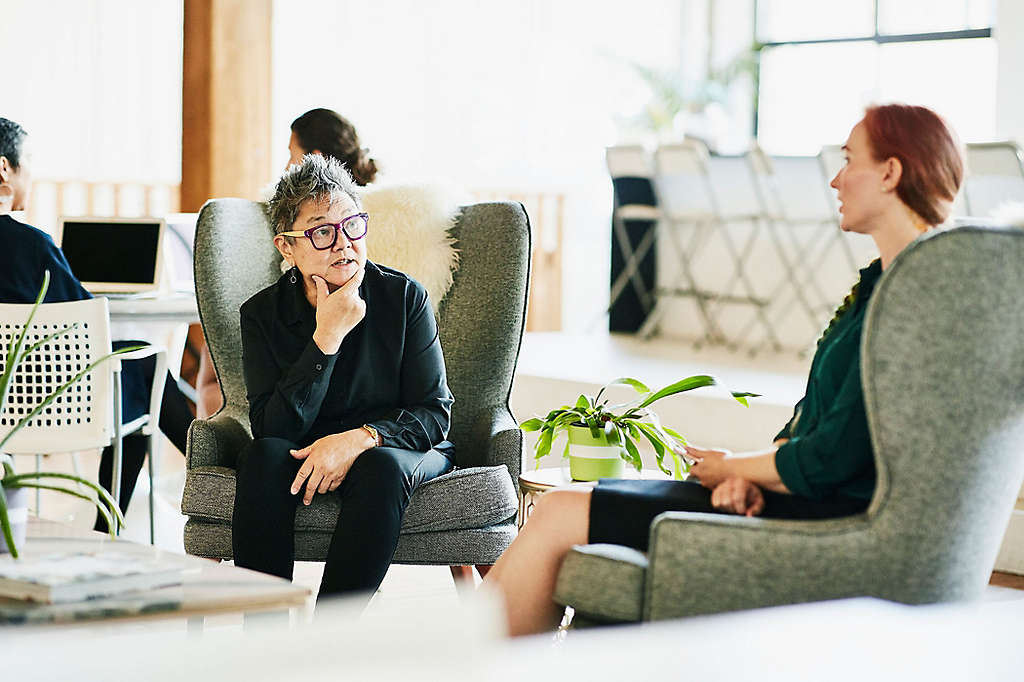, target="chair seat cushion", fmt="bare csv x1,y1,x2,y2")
553,544,649,624
182,464,517,534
